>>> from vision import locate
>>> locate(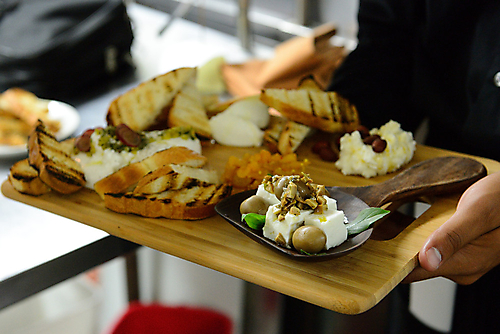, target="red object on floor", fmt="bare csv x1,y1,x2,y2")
108,302,233,334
